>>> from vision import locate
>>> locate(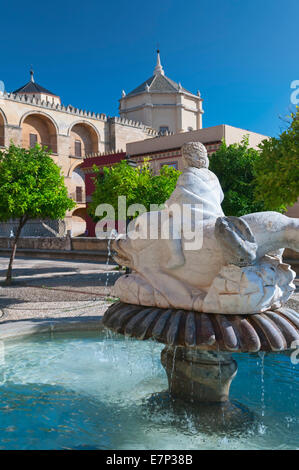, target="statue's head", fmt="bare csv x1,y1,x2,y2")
181,141,209,169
